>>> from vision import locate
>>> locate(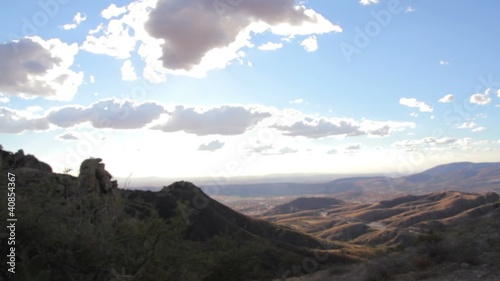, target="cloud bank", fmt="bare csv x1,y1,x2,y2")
48,99,166,129
152,105,271,135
